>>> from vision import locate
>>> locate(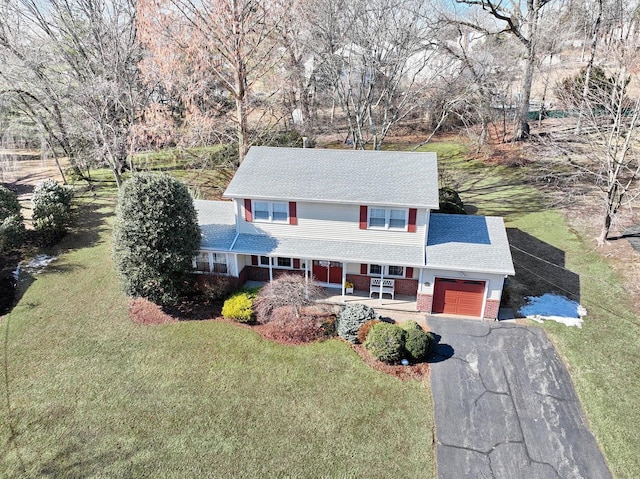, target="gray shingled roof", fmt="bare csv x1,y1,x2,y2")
194,200,237,251
224,146,439,208
230,233,425,266
426,213,515,275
